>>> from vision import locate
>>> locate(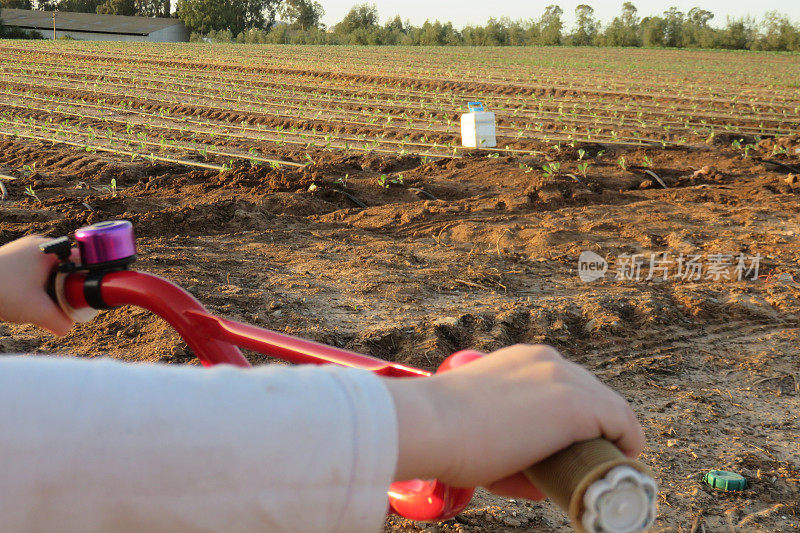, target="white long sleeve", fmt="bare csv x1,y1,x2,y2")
0,356,399,533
